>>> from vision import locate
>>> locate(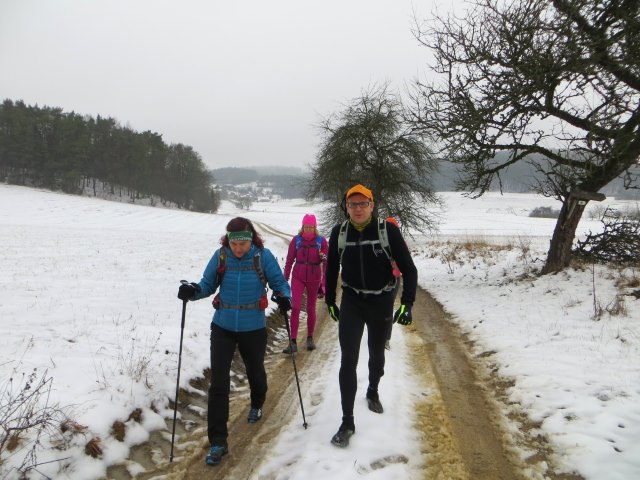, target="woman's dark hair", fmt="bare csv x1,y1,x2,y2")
220,217,264,249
